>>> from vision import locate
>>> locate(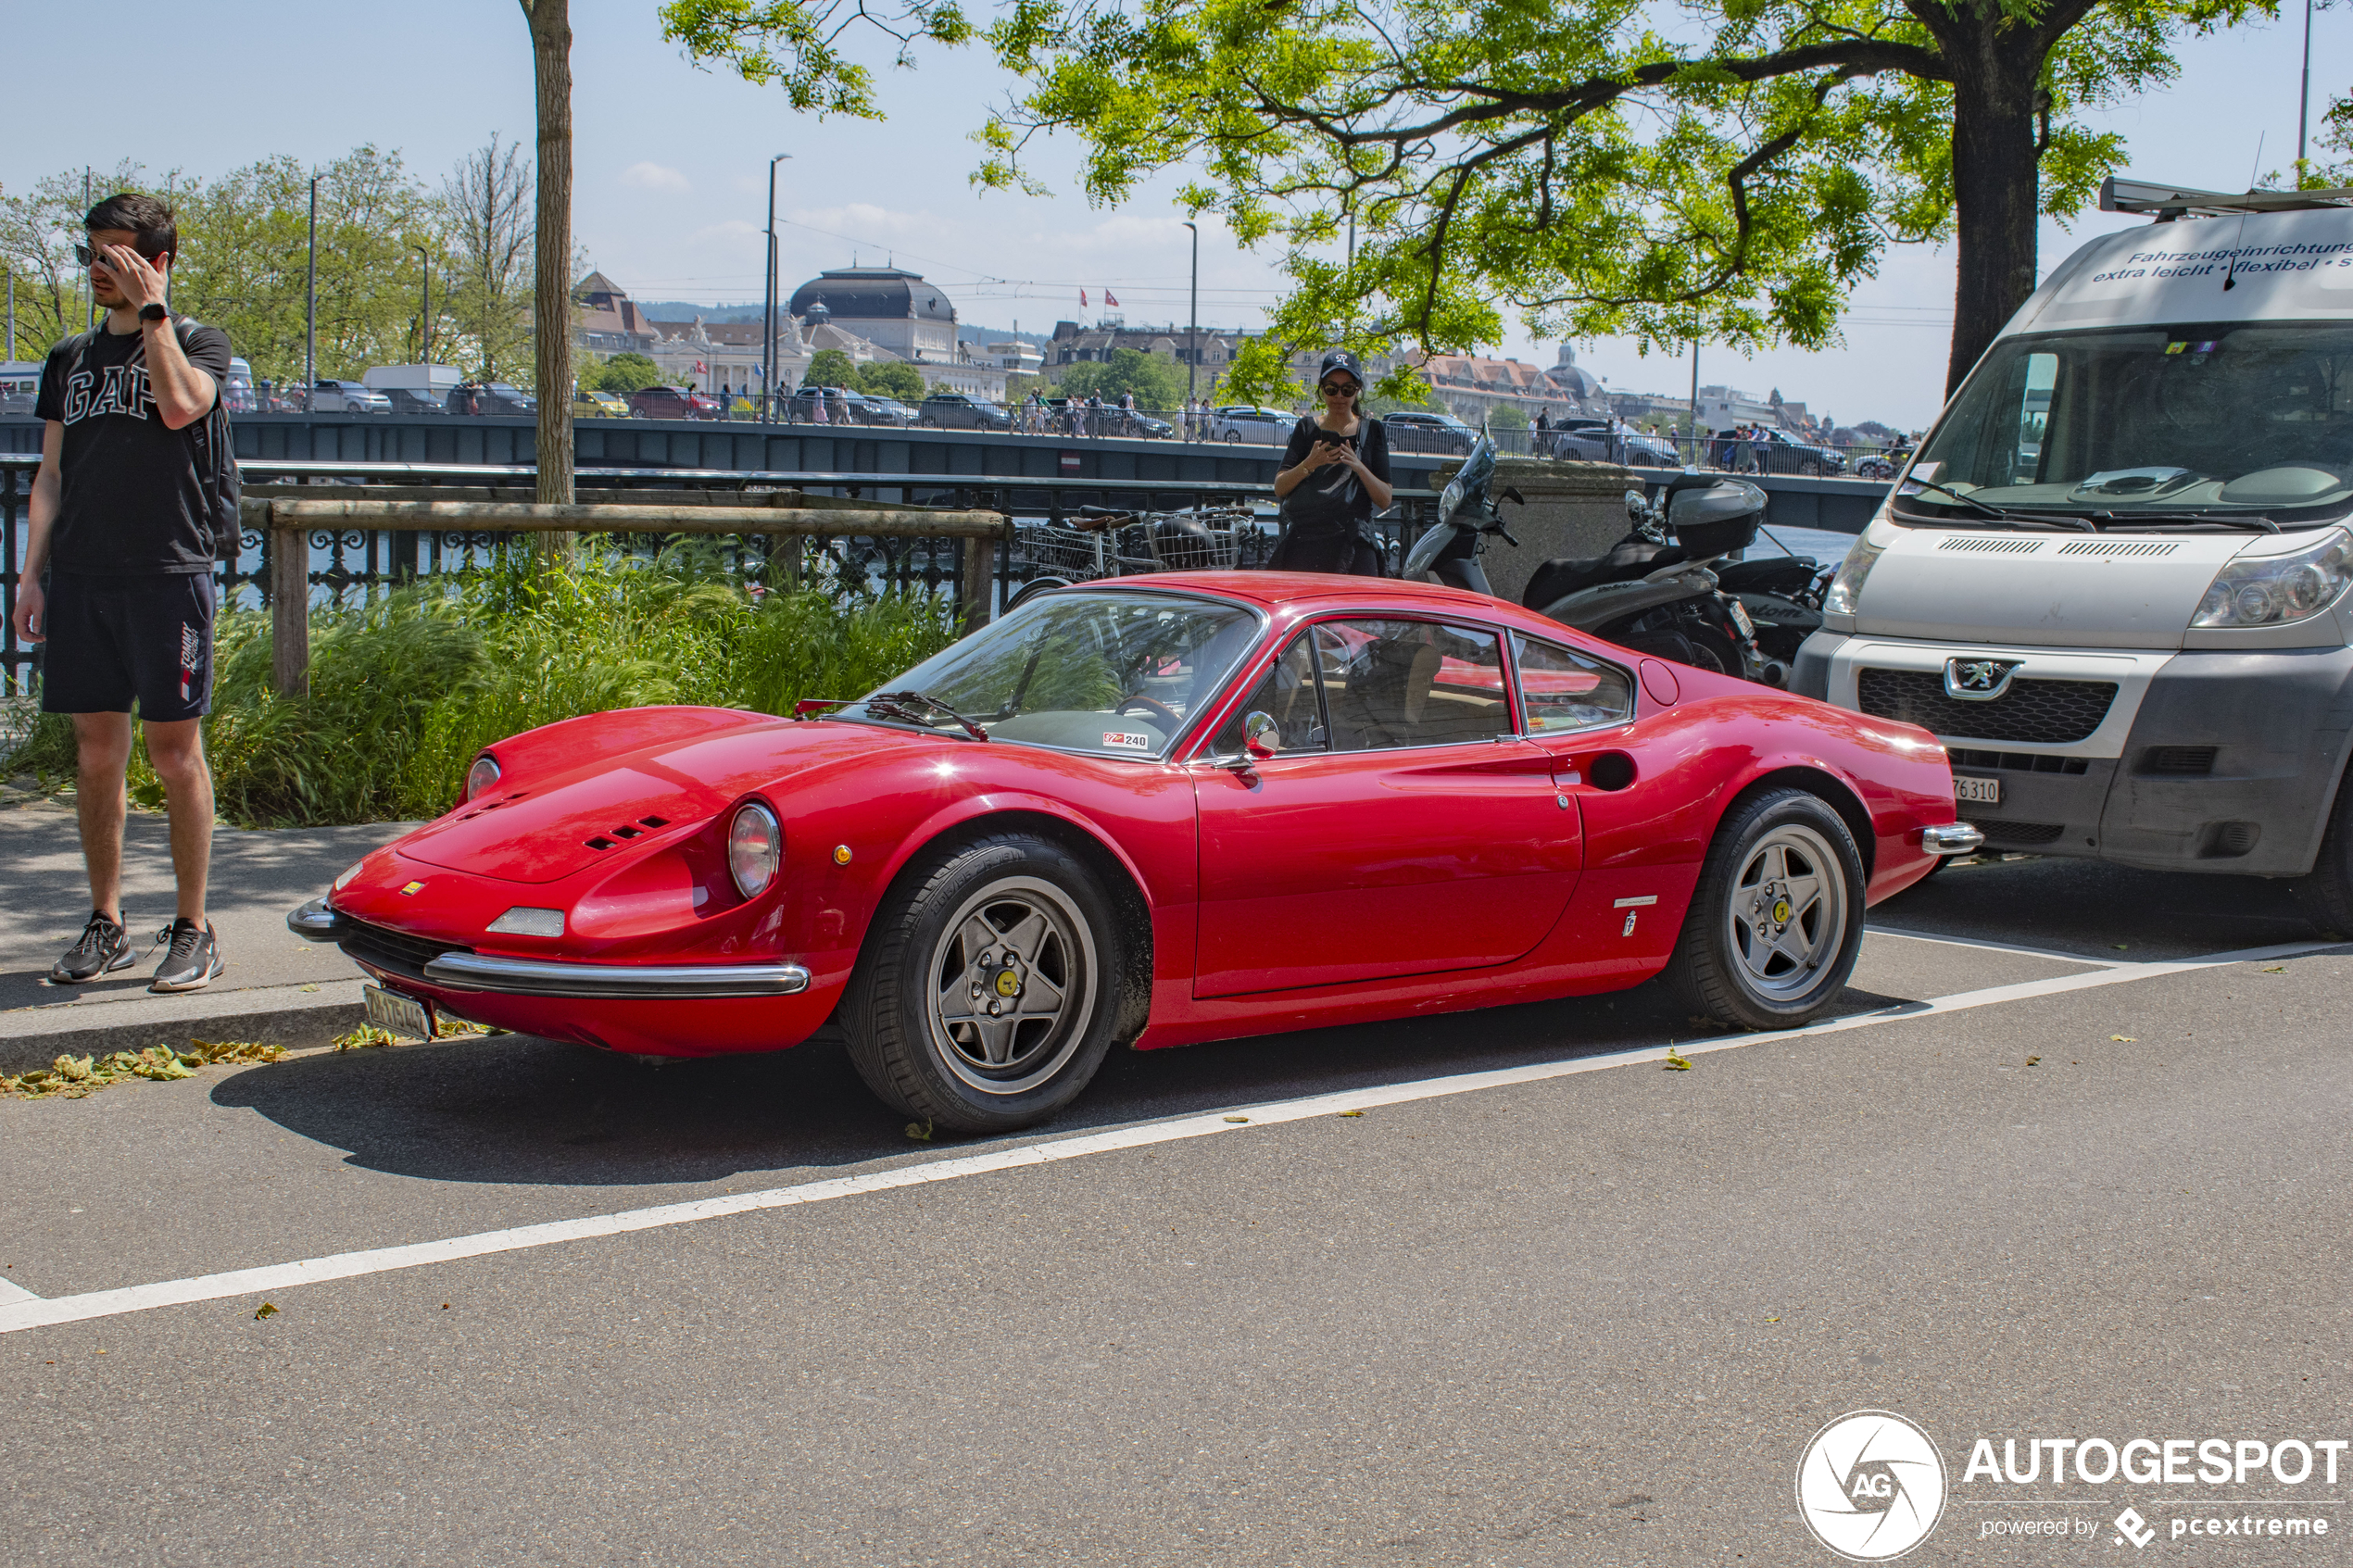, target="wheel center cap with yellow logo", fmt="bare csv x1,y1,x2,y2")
994,968,1023,998
1772,897,1793,923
